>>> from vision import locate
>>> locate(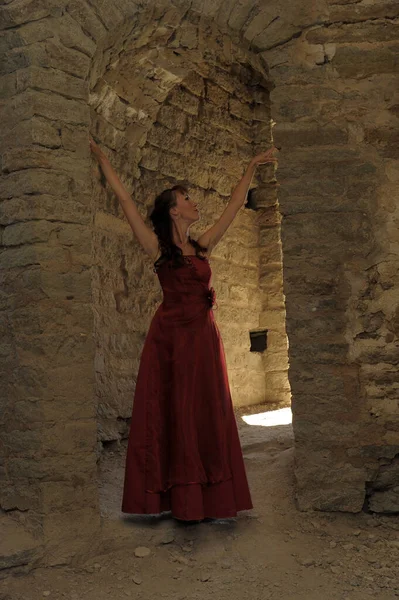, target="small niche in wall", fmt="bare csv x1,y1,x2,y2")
245,188,257,210
249,329,268,352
